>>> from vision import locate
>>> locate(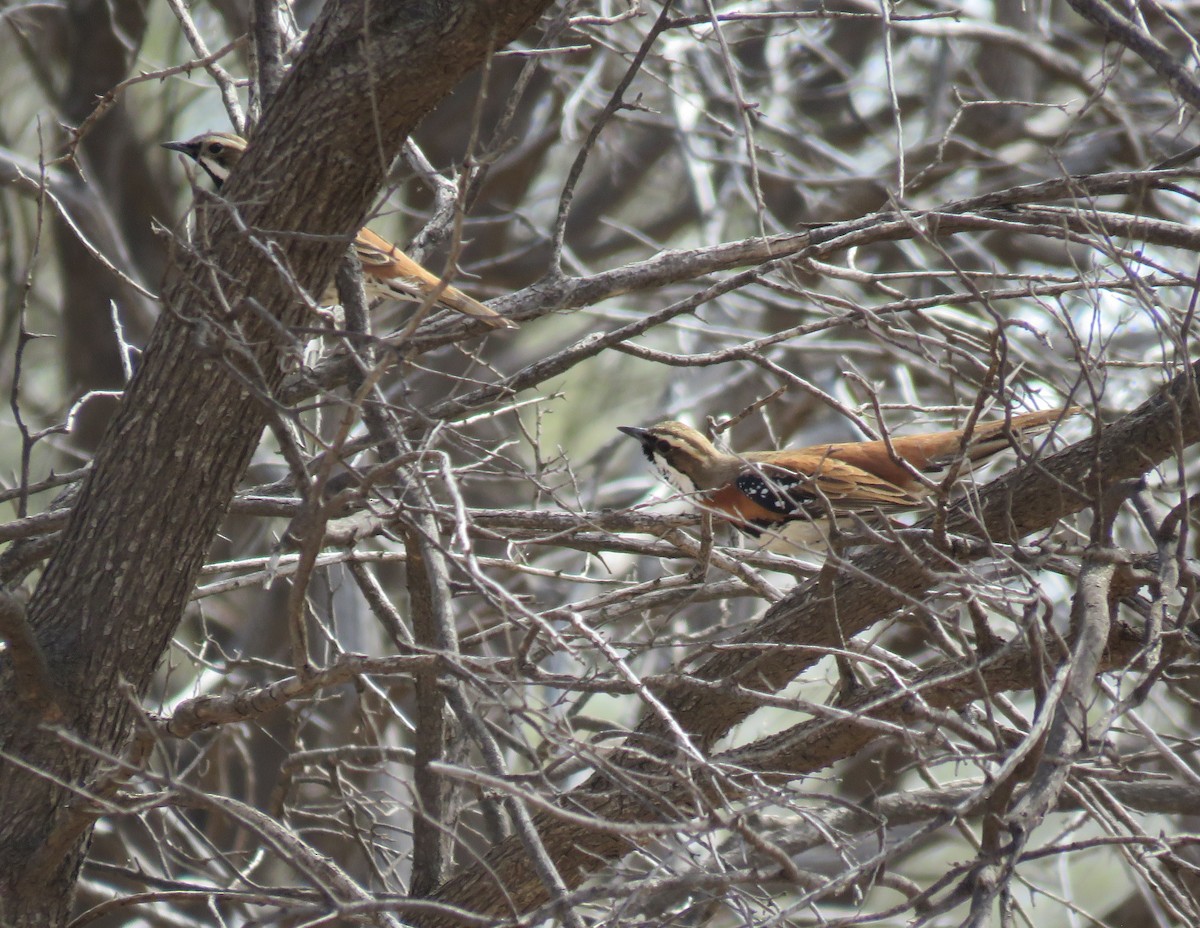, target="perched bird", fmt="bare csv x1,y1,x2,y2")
619,407,1078,551
162,131,515,329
